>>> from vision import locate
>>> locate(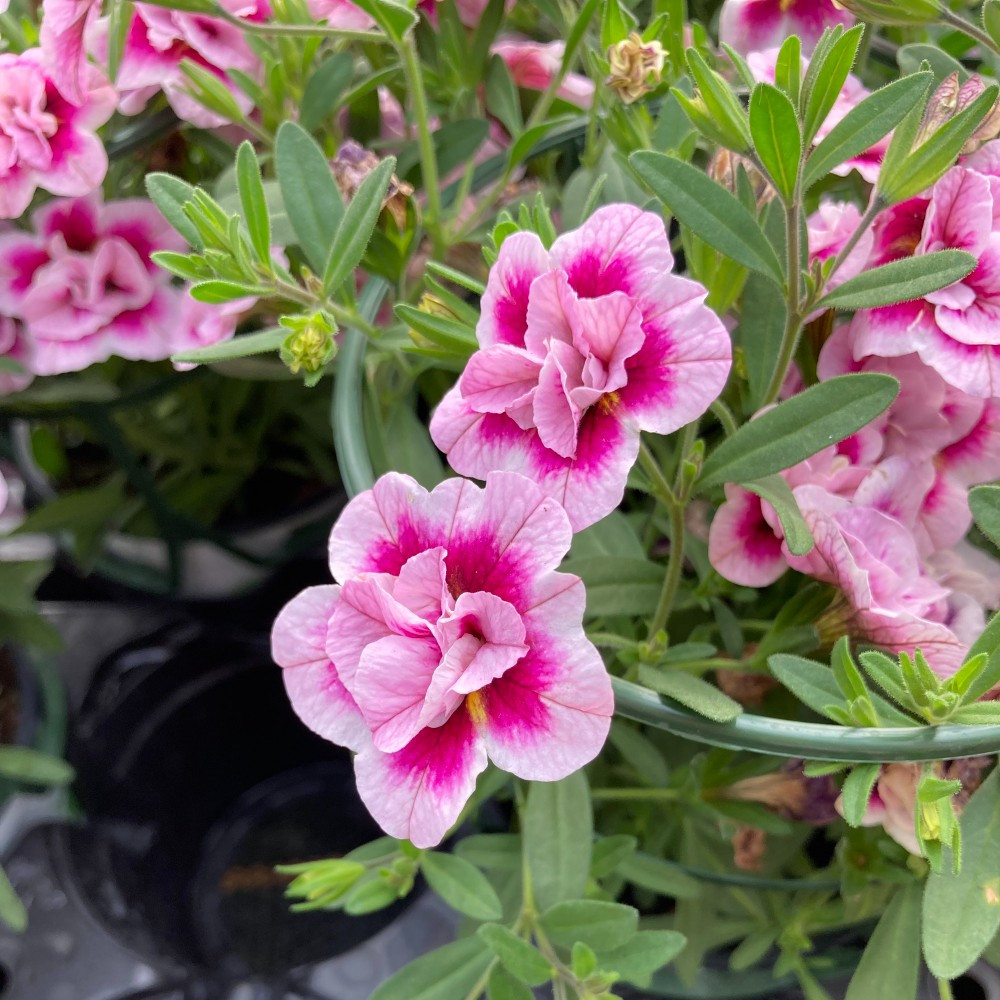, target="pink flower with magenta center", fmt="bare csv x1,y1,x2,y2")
0,49,115,219
271,471,614,848
719,0,854,55
430,205,732,530
491,39,595,109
